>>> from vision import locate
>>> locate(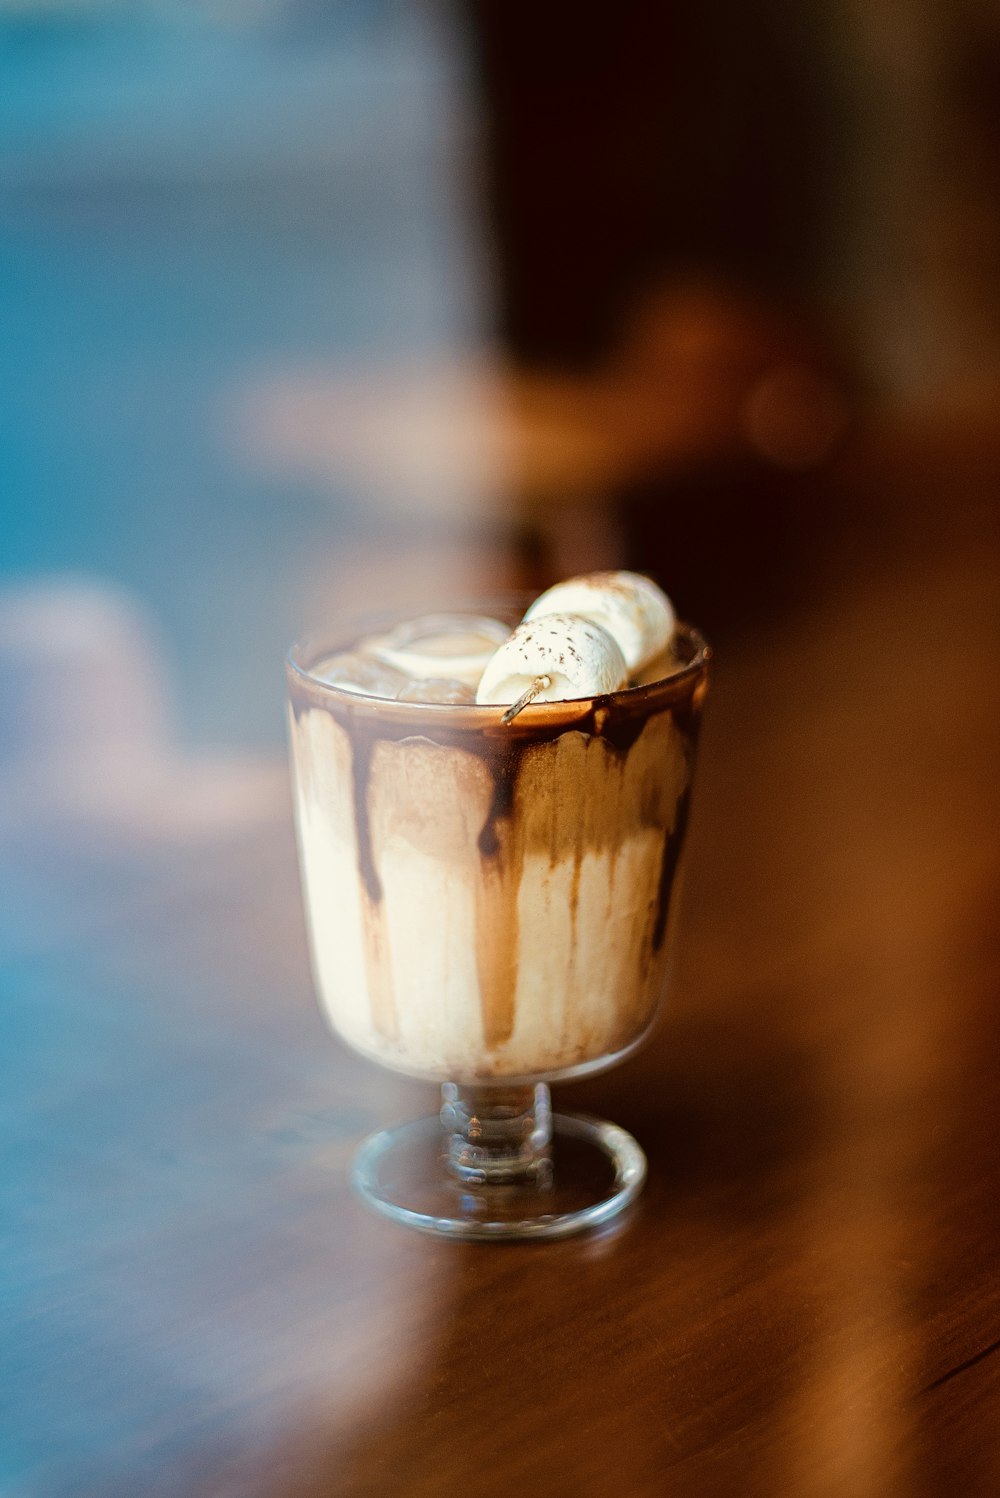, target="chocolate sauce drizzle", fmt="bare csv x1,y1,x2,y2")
288,619,709,1062
652,786,692,953
348,731,382,904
